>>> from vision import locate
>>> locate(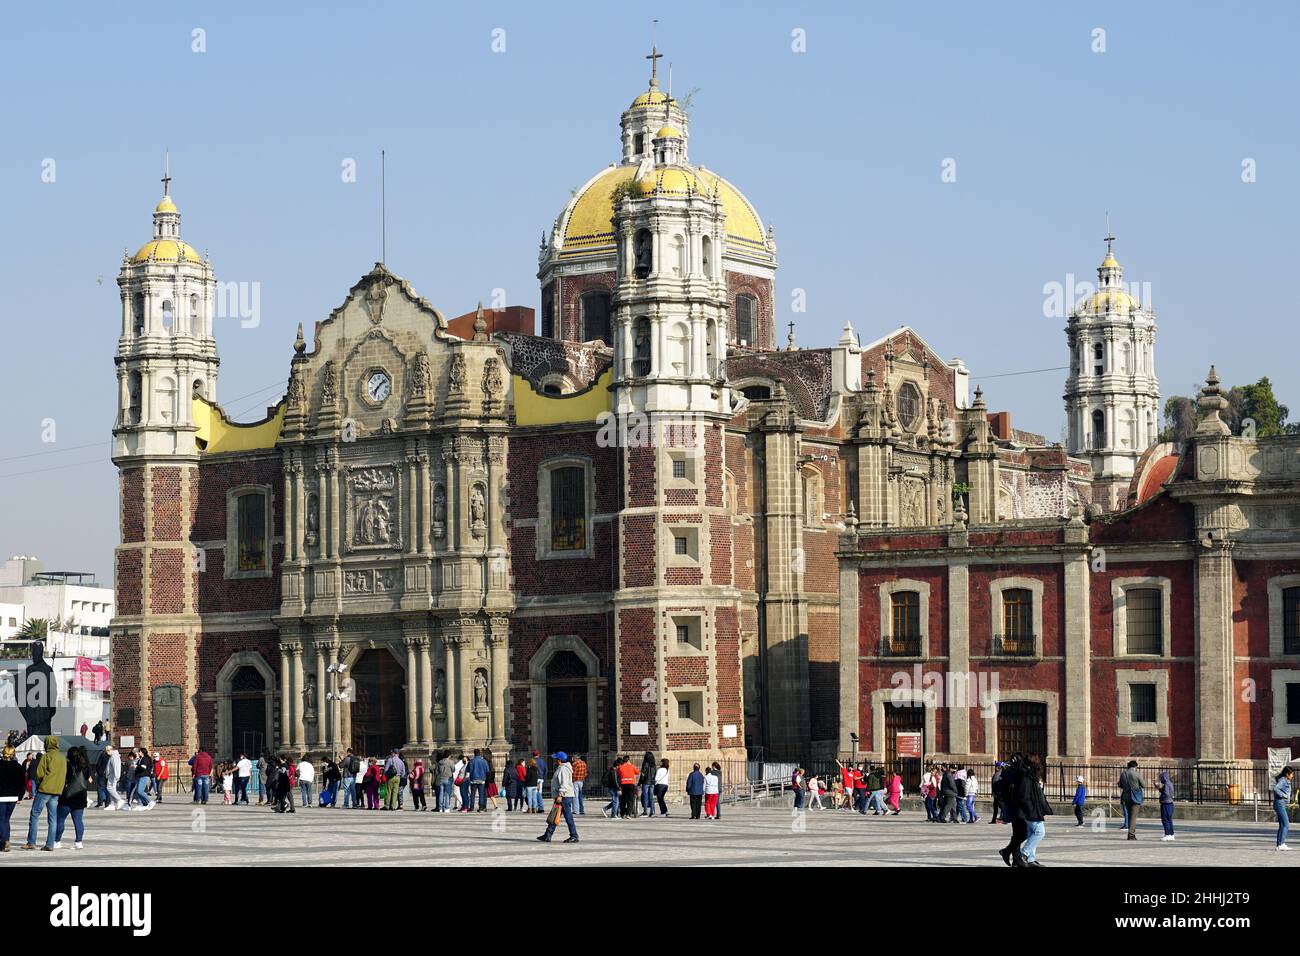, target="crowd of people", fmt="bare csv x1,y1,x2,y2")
5,733,1298,858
